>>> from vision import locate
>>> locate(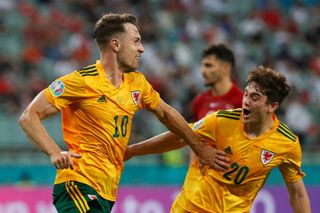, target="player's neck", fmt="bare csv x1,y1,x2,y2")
243,115,274,138
210,79,232,97
100,52,123,88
